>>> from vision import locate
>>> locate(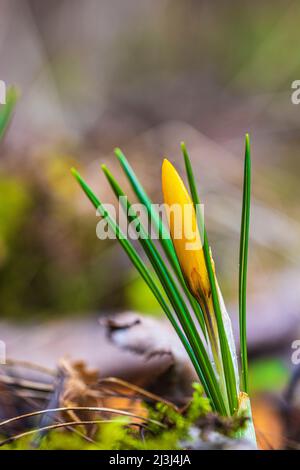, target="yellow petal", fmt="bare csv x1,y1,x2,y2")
162,158,210,300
